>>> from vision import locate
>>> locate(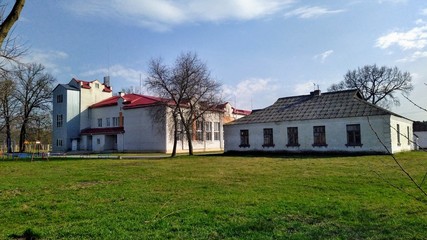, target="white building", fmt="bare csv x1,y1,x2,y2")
52,78,250,153
224,90,414,154
52,78,113,152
